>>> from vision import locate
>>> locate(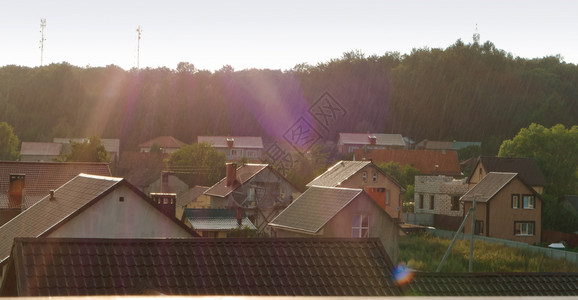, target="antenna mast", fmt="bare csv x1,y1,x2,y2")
136,25,142,69
40,18,47,66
